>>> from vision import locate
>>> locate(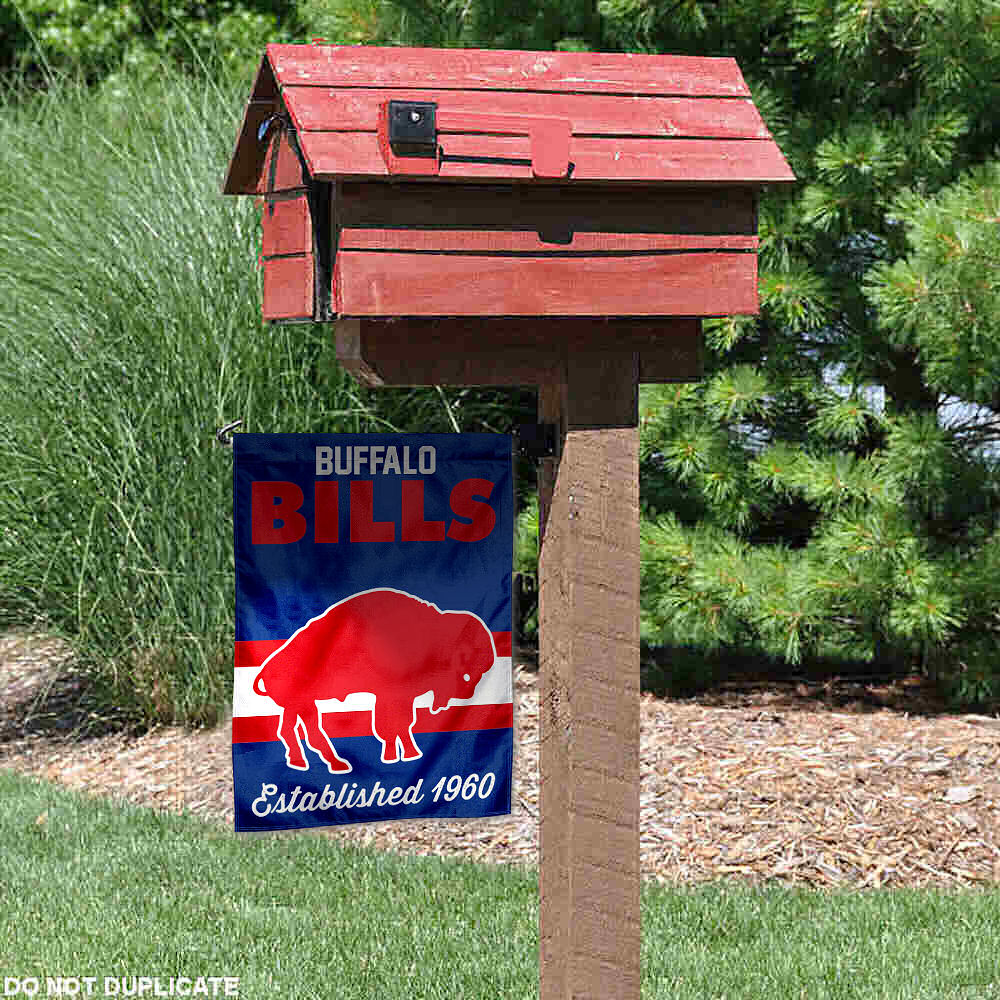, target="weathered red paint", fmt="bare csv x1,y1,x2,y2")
256,125,306,194
334,249,757,317
337,229,758,253
223,42,793,326
264,43,753,96
301,131,793,184
283,88,772,140
260,196,309,257
261,254,313,321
